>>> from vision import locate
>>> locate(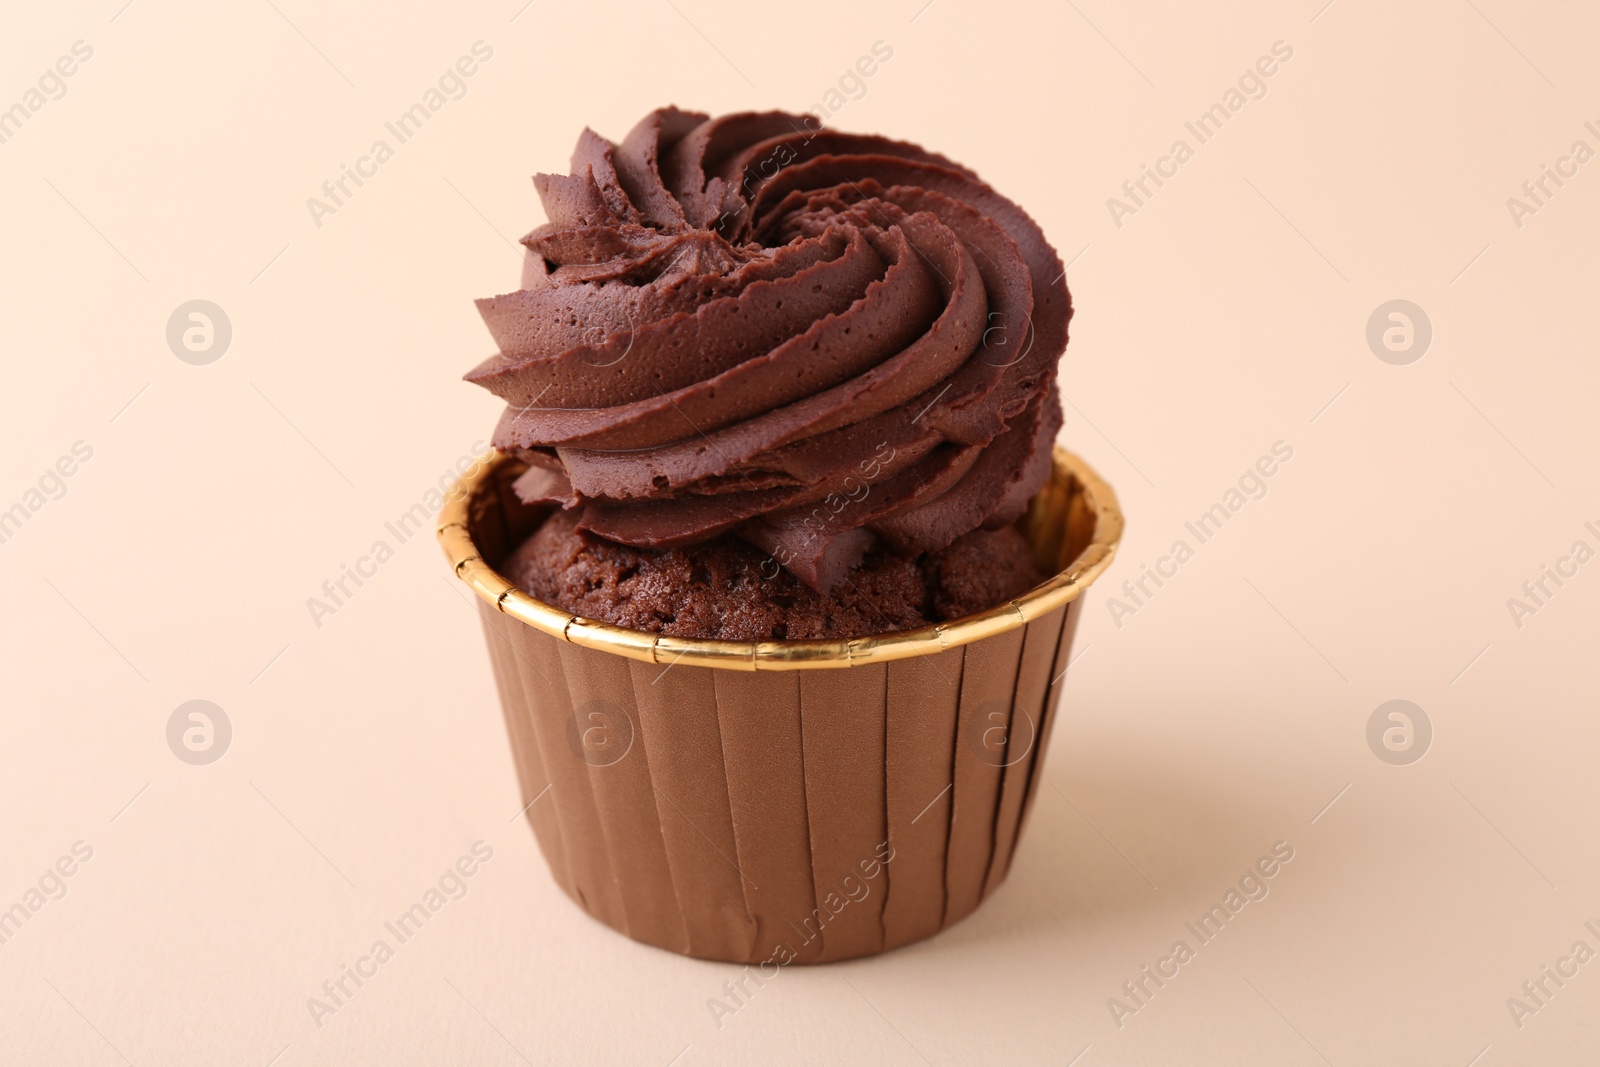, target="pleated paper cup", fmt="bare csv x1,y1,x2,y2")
438,447,1121,964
